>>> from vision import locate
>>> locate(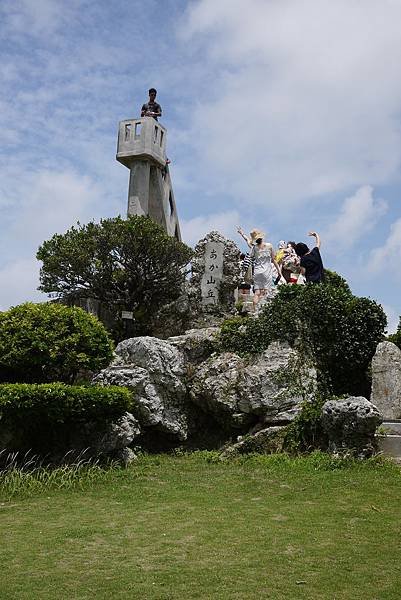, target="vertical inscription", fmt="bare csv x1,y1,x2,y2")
201,241,224,305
